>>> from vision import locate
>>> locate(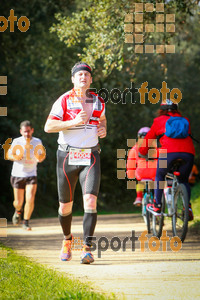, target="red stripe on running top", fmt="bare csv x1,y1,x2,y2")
84,153,96,195
47,115,61,120
63,153,72,202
